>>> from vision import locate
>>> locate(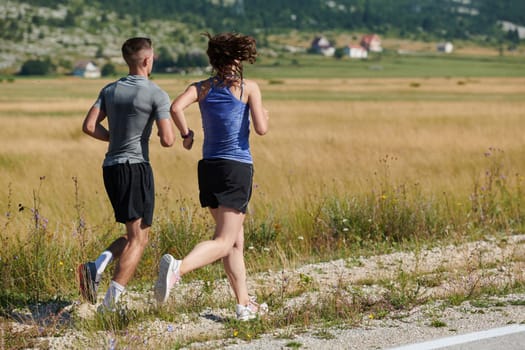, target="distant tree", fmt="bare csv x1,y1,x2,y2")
101,63,116,76
63,10,76,27
177,50,208,68
58,59,72,70
18,59,55,76
172,30,188,44
31,15,43,26
95,46,104,58
334,47,345,60
153,46,176,72
7,21,19,40
506,29,520,45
